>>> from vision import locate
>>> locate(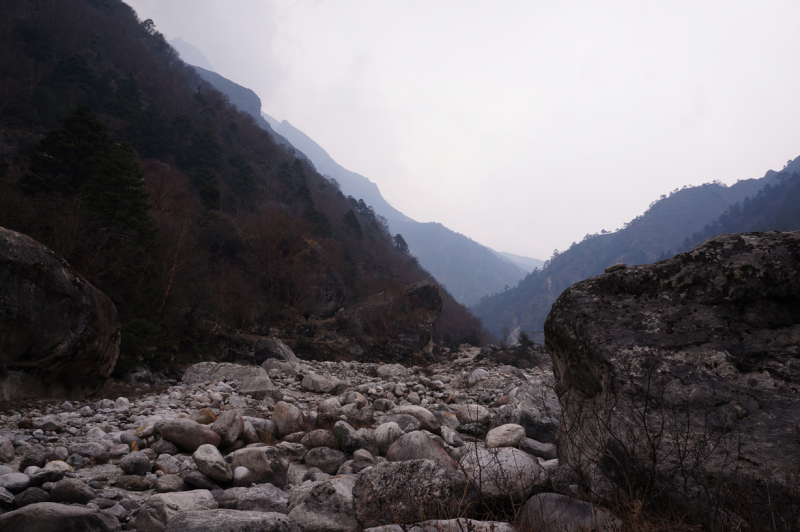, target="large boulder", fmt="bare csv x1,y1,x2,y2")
459,445,547,504
164,509,299,532
544,231,800,525
353,459,471,527
160,418,221,452
229,446,290,487
134,490,217,532
182,362,279,400
255,337,301,365
0,502,121,532
489,379,561,444
0,226,120,400
386,431,457,469
288,475,359,532
519,493,620,532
